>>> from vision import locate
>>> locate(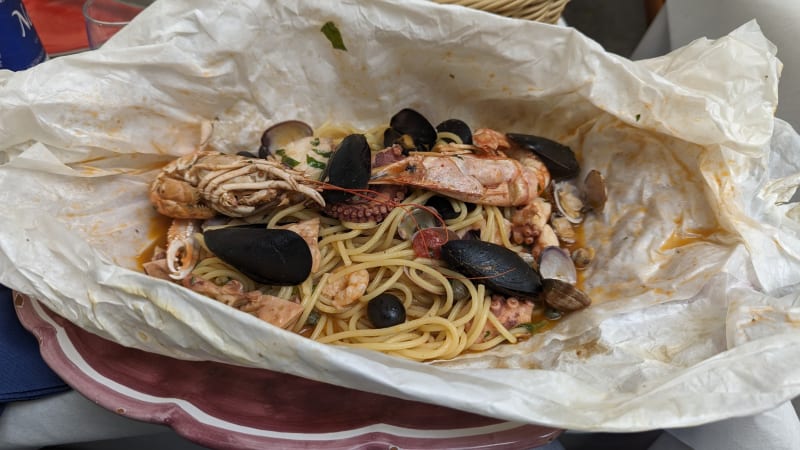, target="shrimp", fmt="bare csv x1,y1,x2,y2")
322,269,370,309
